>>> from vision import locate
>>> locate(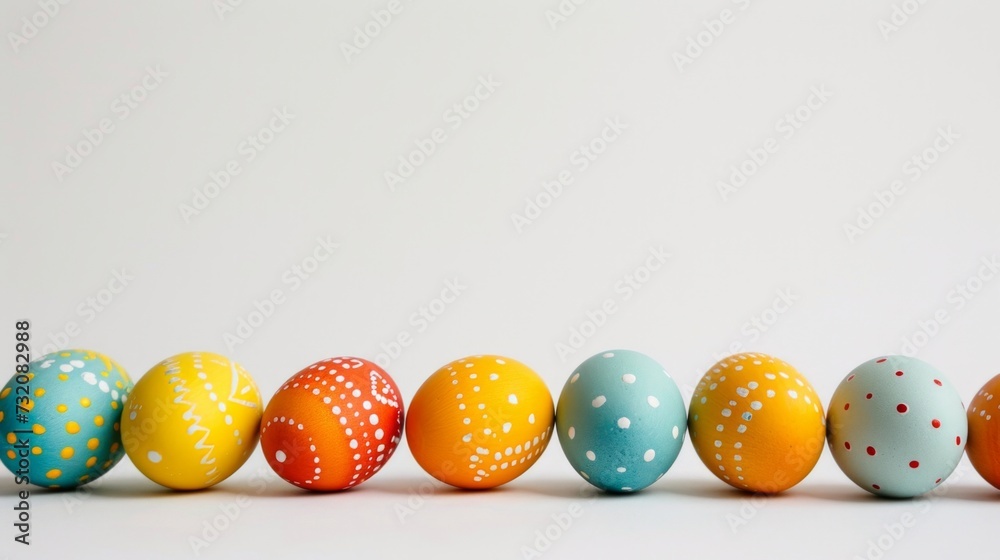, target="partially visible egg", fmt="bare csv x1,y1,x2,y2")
0,350,131,488
556,350,686,493
260,356,404,491
689,352,825,493
406,355,554,489
828,356,966,498
968,373,1000,490
122,352,262,490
